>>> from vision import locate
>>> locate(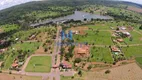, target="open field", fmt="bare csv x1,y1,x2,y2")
87,63,142,80
25,56,51,73
90,47,113,63
122,46,142,59
0,73,42,80
135,57,142,68
124,31,142,44
74,30,113,45
87,24,111,30
61,63,142,80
